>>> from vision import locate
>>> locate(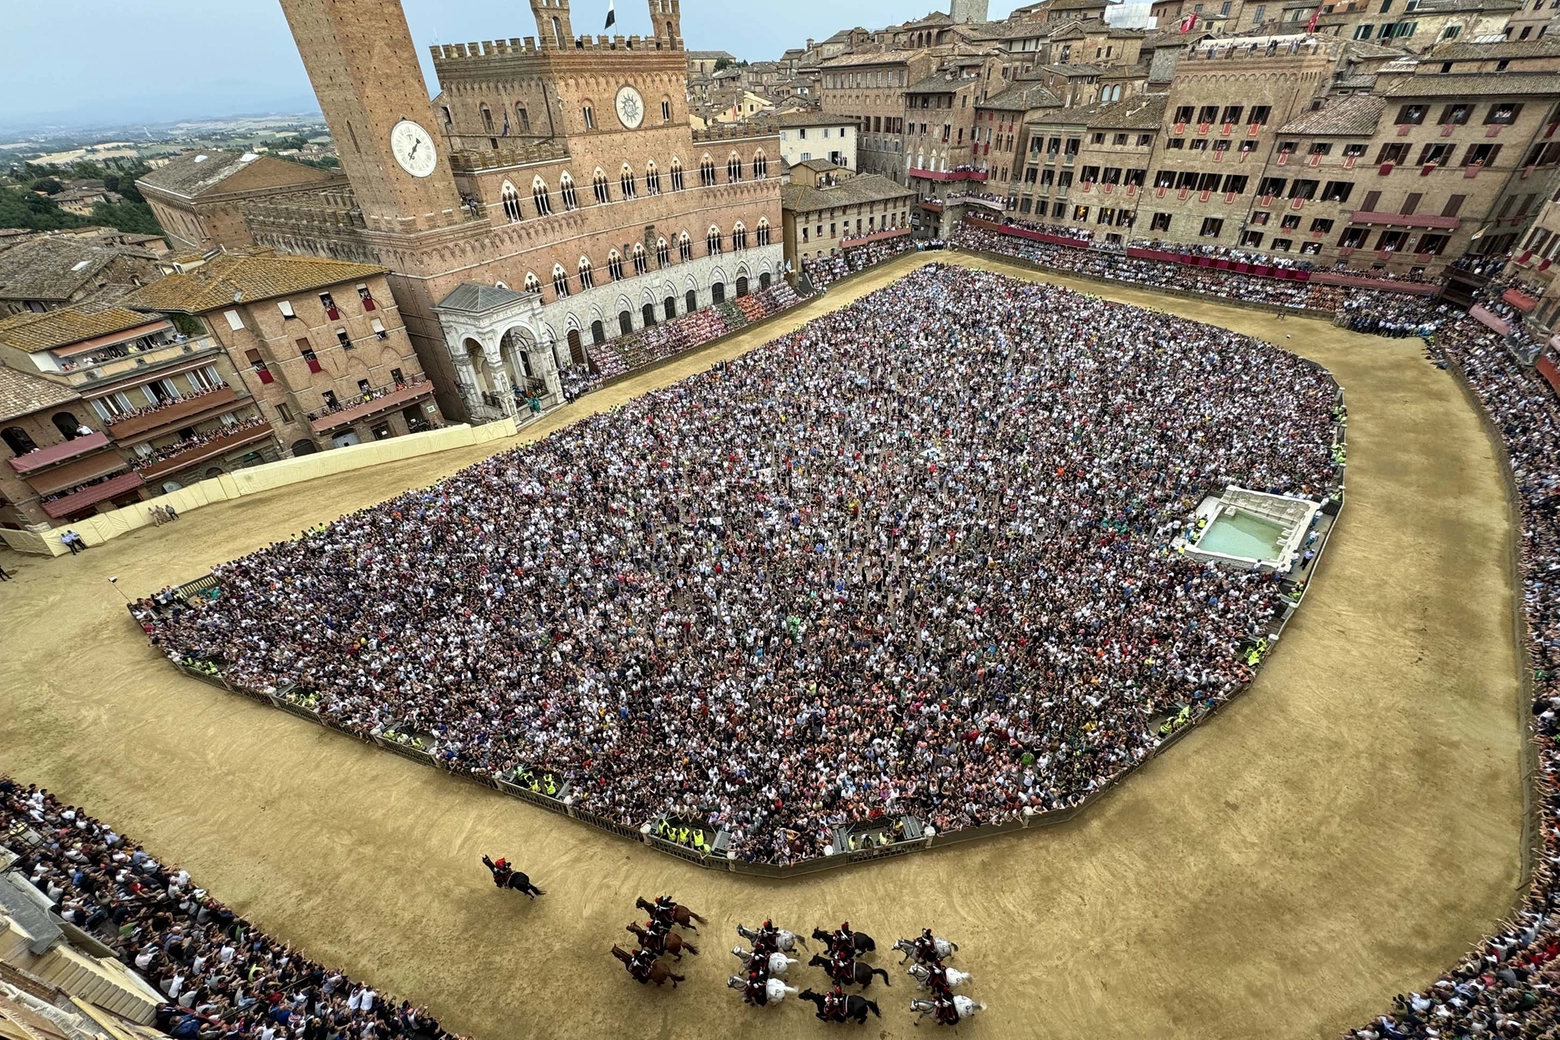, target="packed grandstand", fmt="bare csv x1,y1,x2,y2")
133,265,1343,866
